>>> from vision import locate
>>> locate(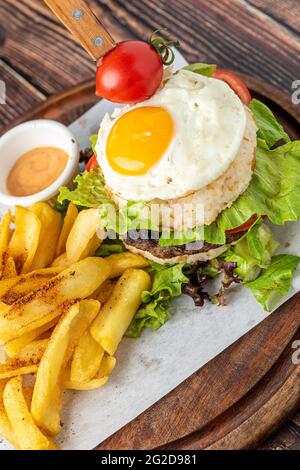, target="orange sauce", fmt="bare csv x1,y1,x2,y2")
6,147,69,197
